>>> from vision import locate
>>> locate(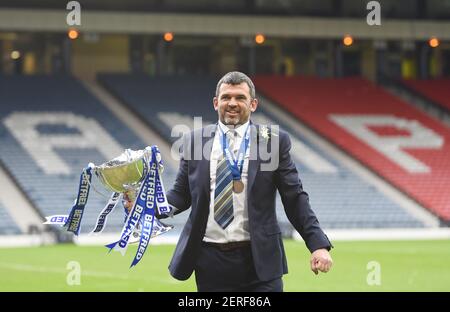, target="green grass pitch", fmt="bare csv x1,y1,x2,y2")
0,240,449,291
